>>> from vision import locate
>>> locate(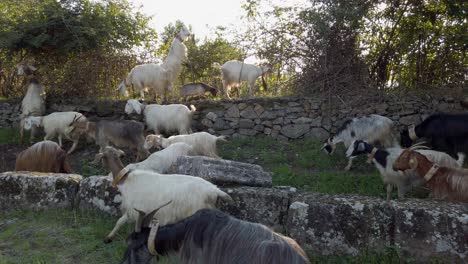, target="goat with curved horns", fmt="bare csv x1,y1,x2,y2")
120,205,310,264
393,148,468,202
